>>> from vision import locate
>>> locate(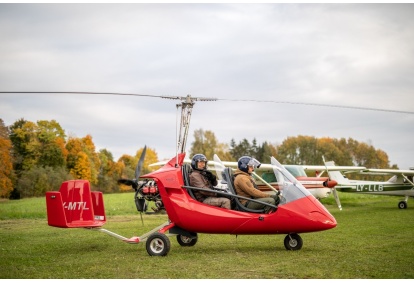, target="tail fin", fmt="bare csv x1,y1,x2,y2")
324,161,350,185
46,180,106,228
